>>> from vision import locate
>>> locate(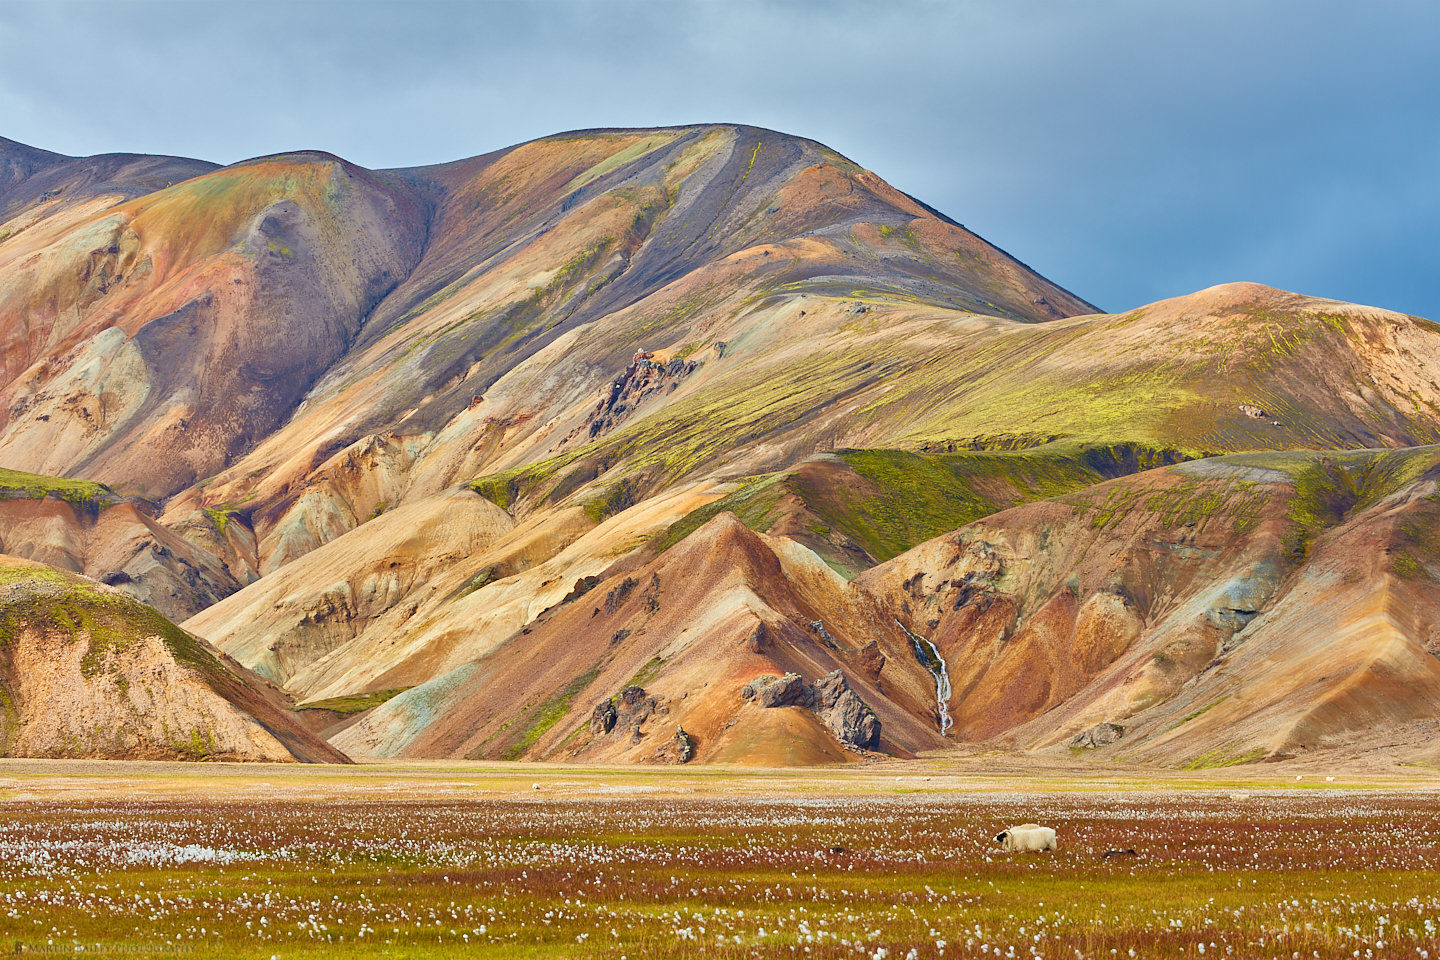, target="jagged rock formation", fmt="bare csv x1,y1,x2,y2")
742,670,881,750
652,725,696,764
580,349,703,440
590,685,661,744
1073,722,1124,748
